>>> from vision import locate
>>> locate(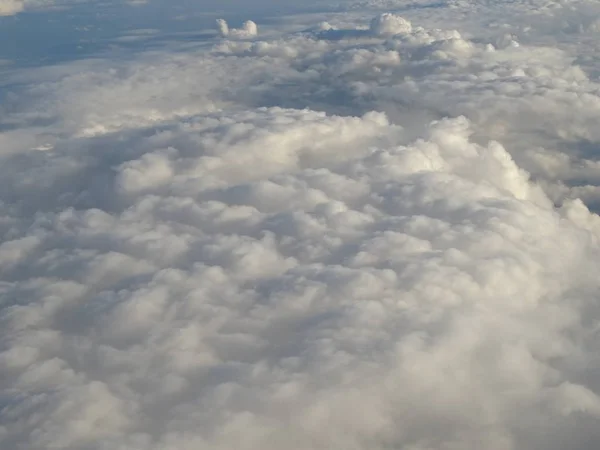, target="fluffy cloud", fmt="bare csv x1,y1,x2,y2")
2,104,600,450
370,13,412,36
205,12,600,208
4,3,600,450
217,19,259,39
